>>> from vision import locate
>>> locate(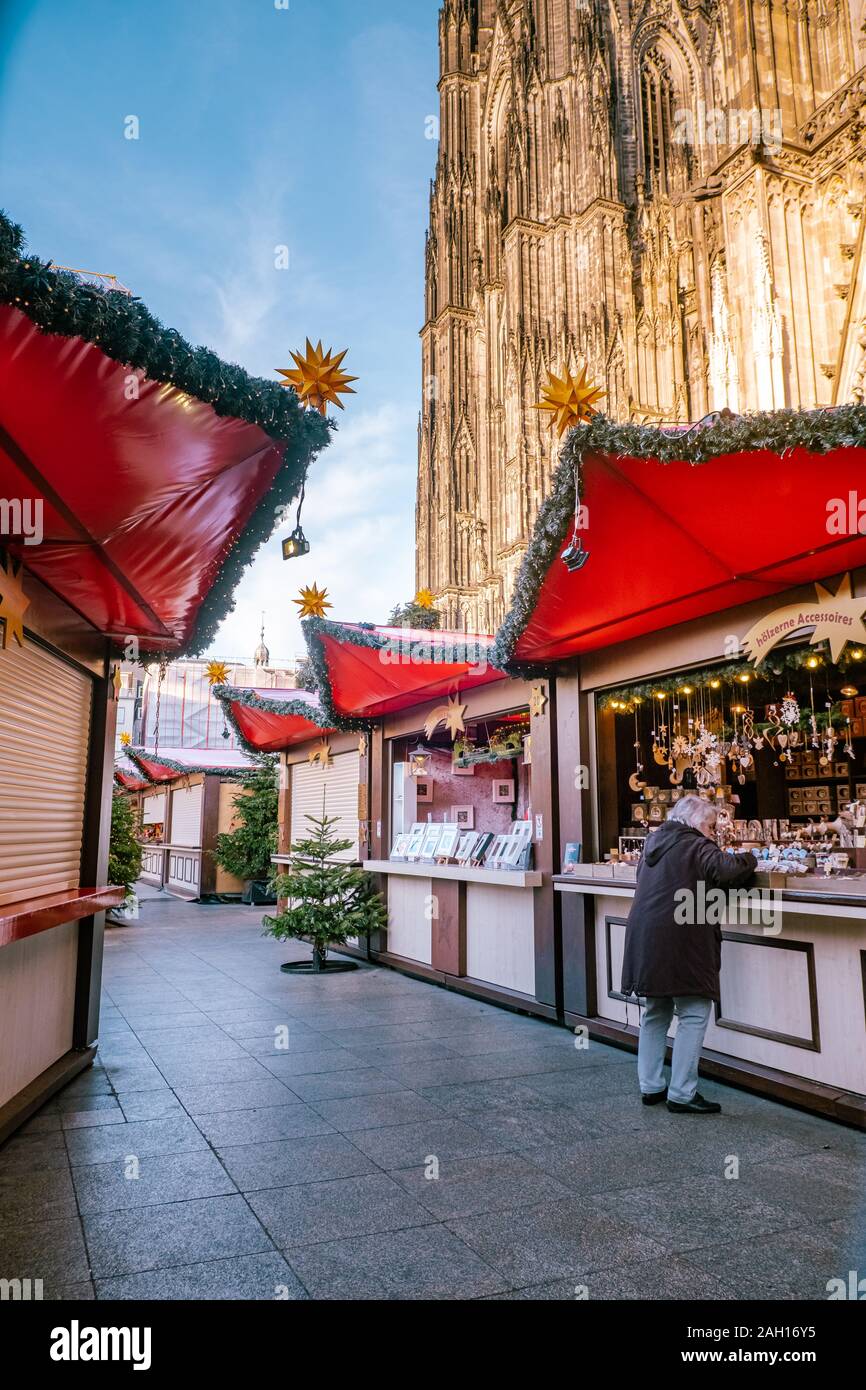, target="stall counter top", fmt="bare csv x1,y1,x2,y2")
362,858,542,889
0,886,126,949
553,874,866,919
